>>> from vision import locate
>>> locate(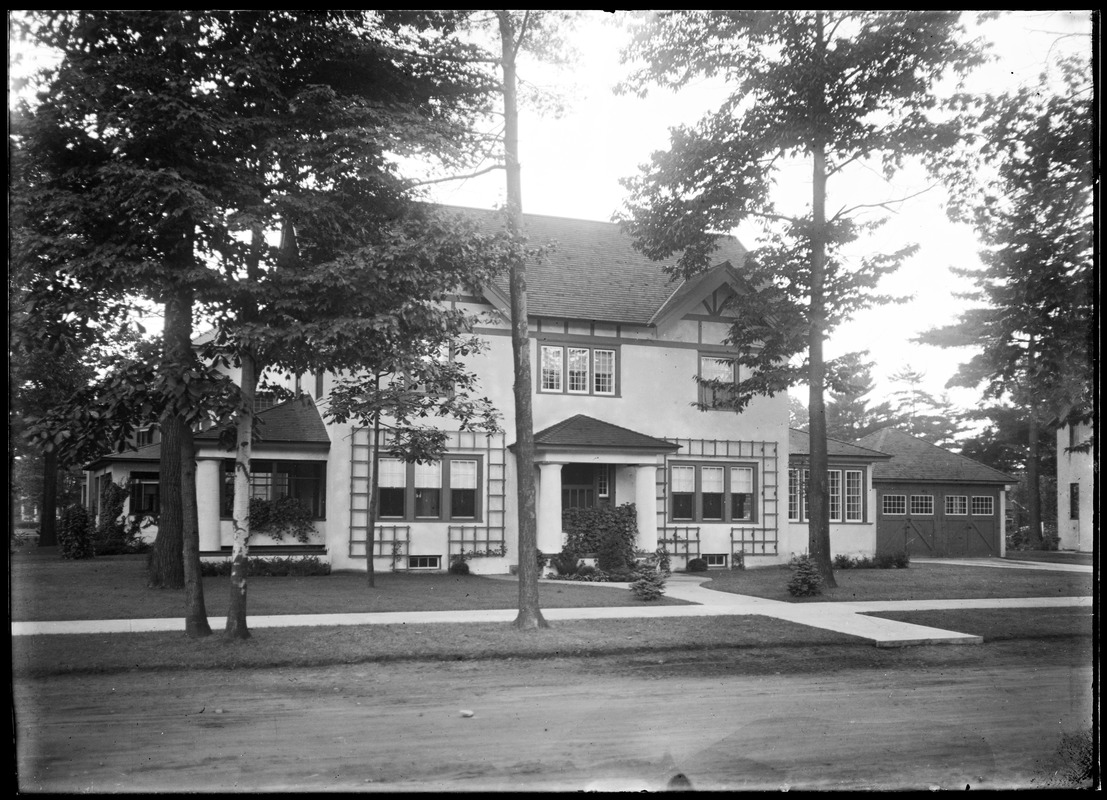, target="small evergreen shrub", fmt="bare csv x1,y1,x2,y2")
58,503,95,560
787,554,823,597
686,557,708,572
448,558,470,576
630,571,666,601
